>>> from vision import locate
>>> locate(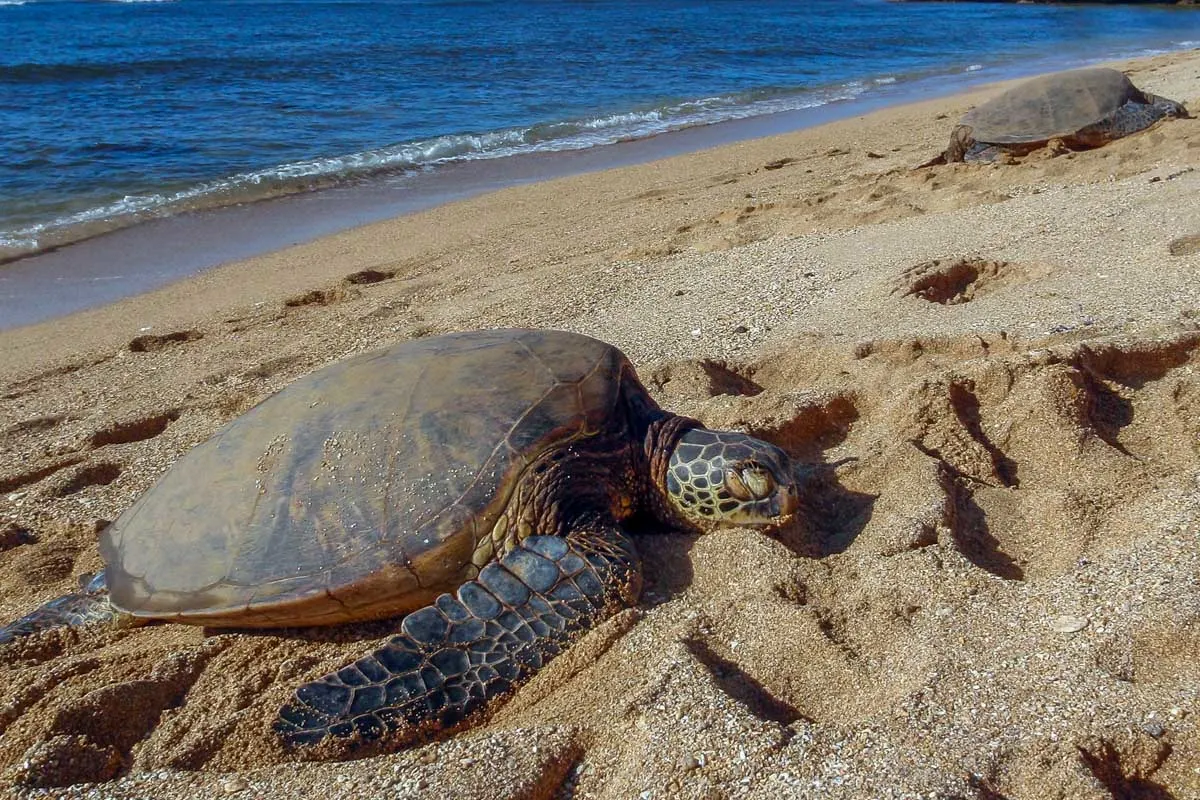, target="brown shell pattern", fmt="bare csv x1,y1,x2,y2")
963,68,1139,145
99,329,635,627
